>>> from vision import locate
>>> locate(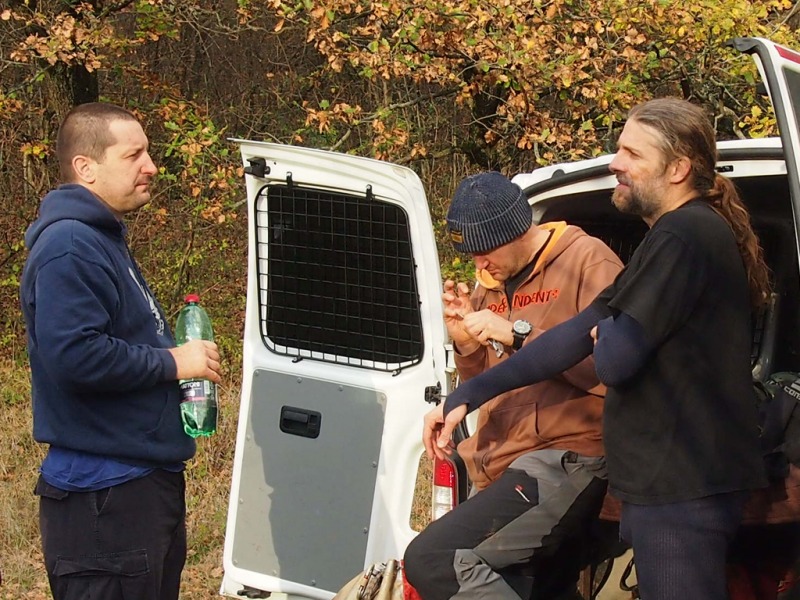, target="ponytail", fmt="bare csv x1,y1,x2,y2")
705,175,772,308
